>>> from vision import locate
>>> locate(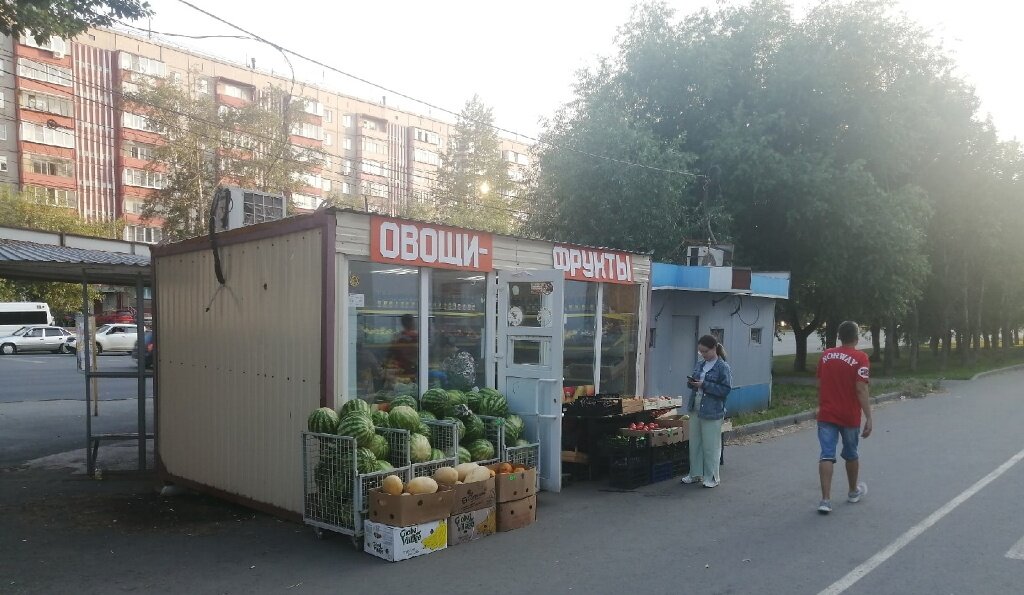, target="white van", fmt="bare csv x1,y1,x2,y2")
0,302,55,336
